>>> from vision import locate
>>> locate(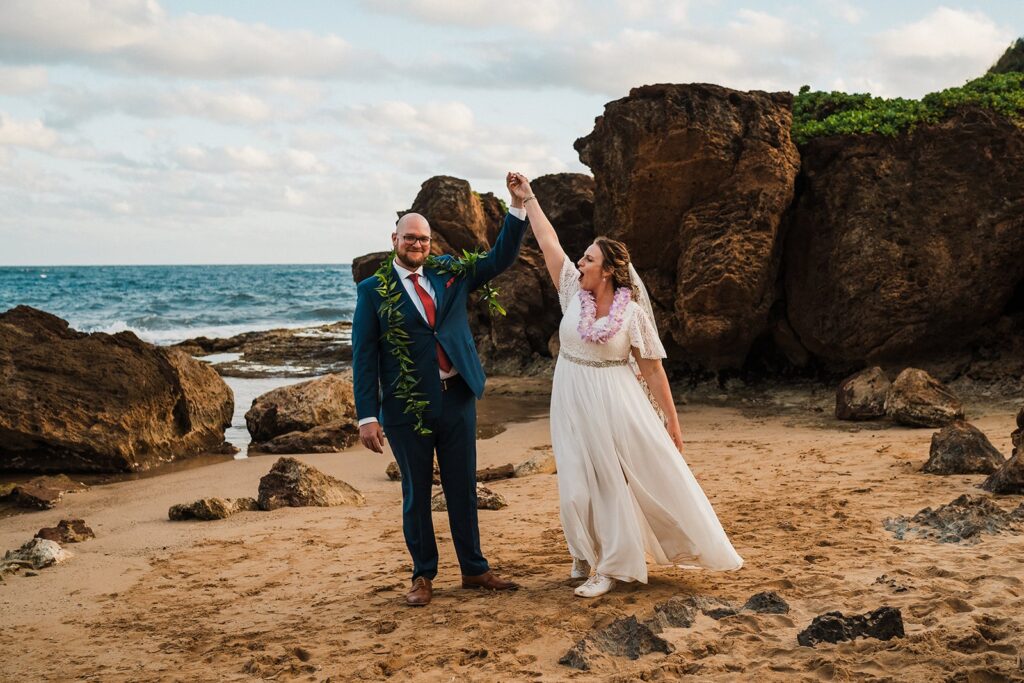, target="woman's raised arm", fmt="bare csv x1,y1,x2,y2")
507,172,567,287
